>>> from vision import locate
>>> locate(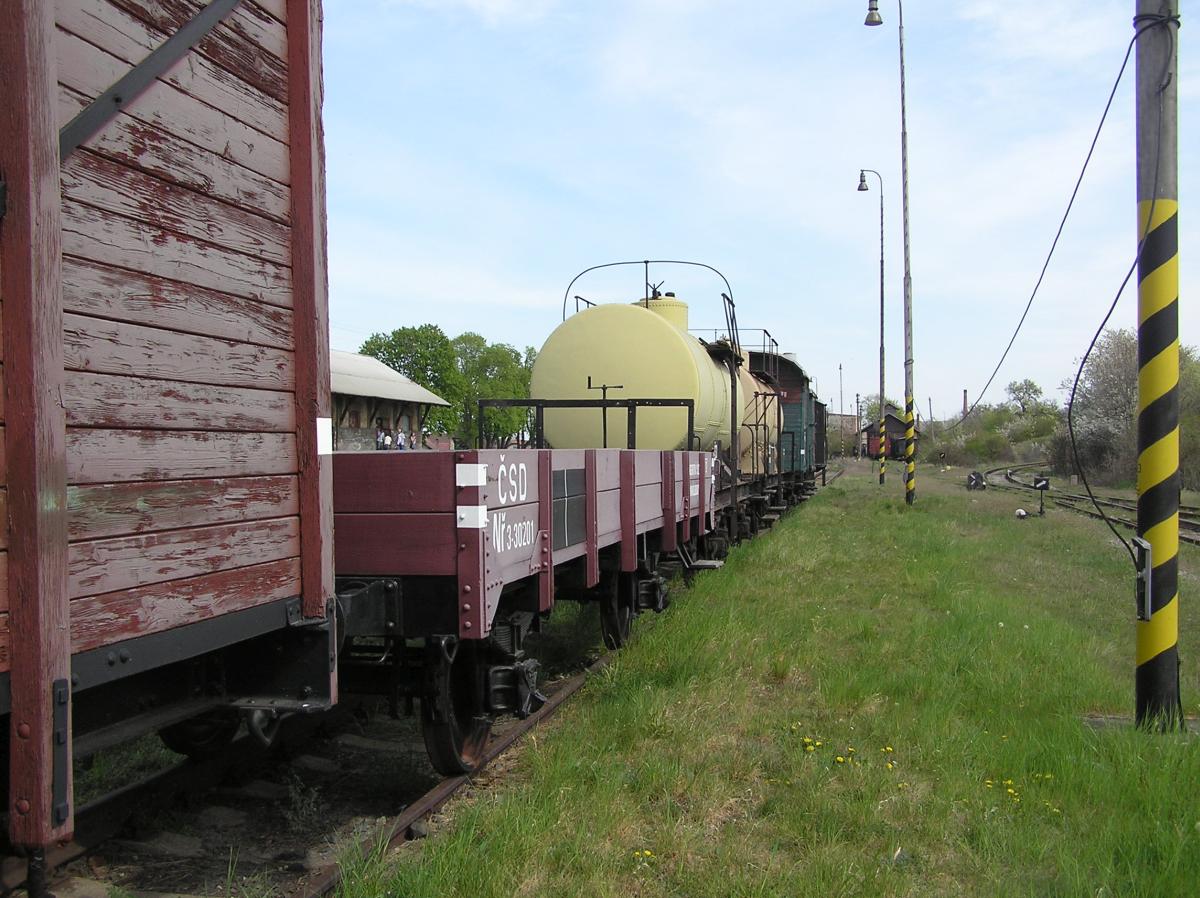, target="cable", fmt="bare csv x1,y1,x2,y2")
946,19,1154,431
1066,12,1178,565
